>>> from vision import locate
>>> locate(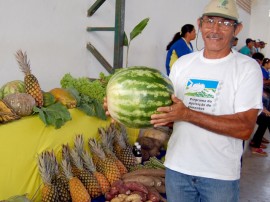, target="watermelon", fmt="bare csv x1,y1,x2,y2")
0,80,25,99
107,66,174,128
